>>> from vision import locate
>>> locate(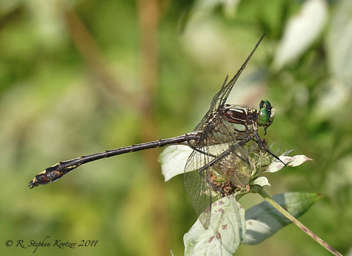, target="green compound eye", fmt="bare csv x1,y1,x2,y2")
258,107,270,127
259,100,271,110
258,100,275,128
